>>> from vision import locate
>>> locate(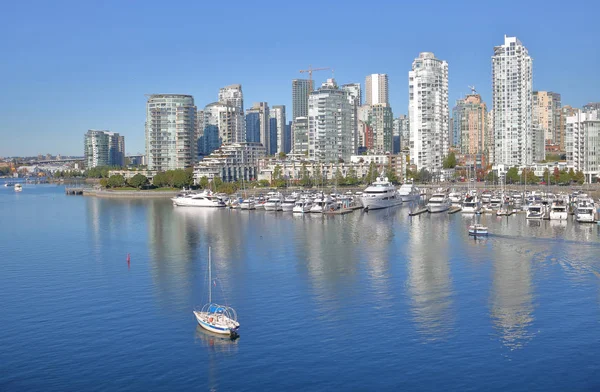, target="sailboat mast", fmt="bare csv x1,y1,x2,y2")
208,247,212,304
